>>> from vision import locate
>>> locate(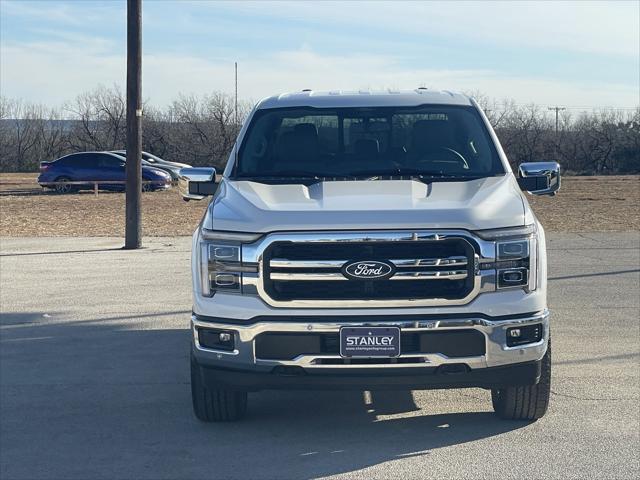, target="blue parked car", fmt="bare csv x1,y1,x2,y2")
38,152,171,193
